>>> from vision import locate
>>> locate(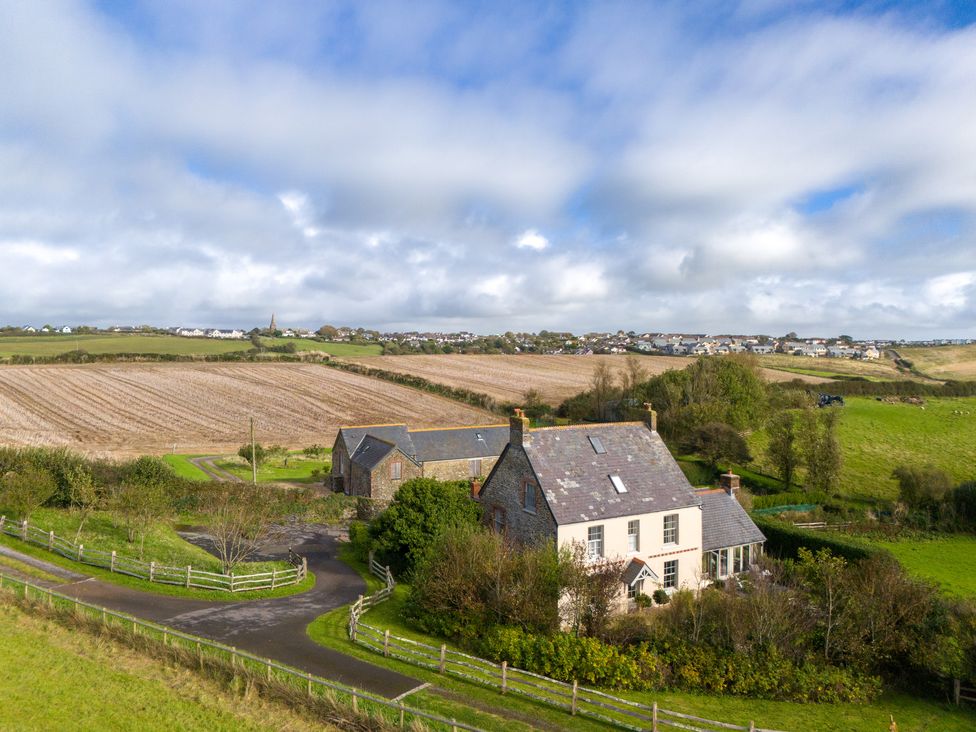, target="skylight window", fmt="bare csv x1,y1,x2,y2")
609,474,627,494
588,436,606,454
